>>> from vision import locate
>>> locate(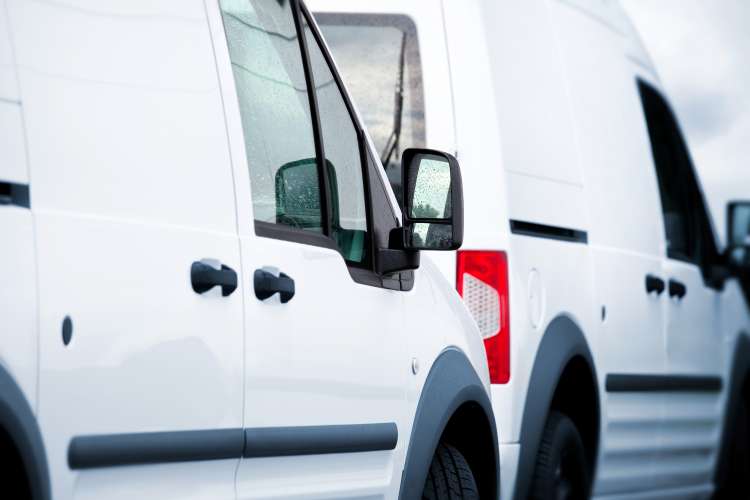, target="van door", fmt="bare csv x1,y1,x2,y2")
638,81,724,492
0,96,38,431
11,1,245,497
570,70,669,496
209,1,409,497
